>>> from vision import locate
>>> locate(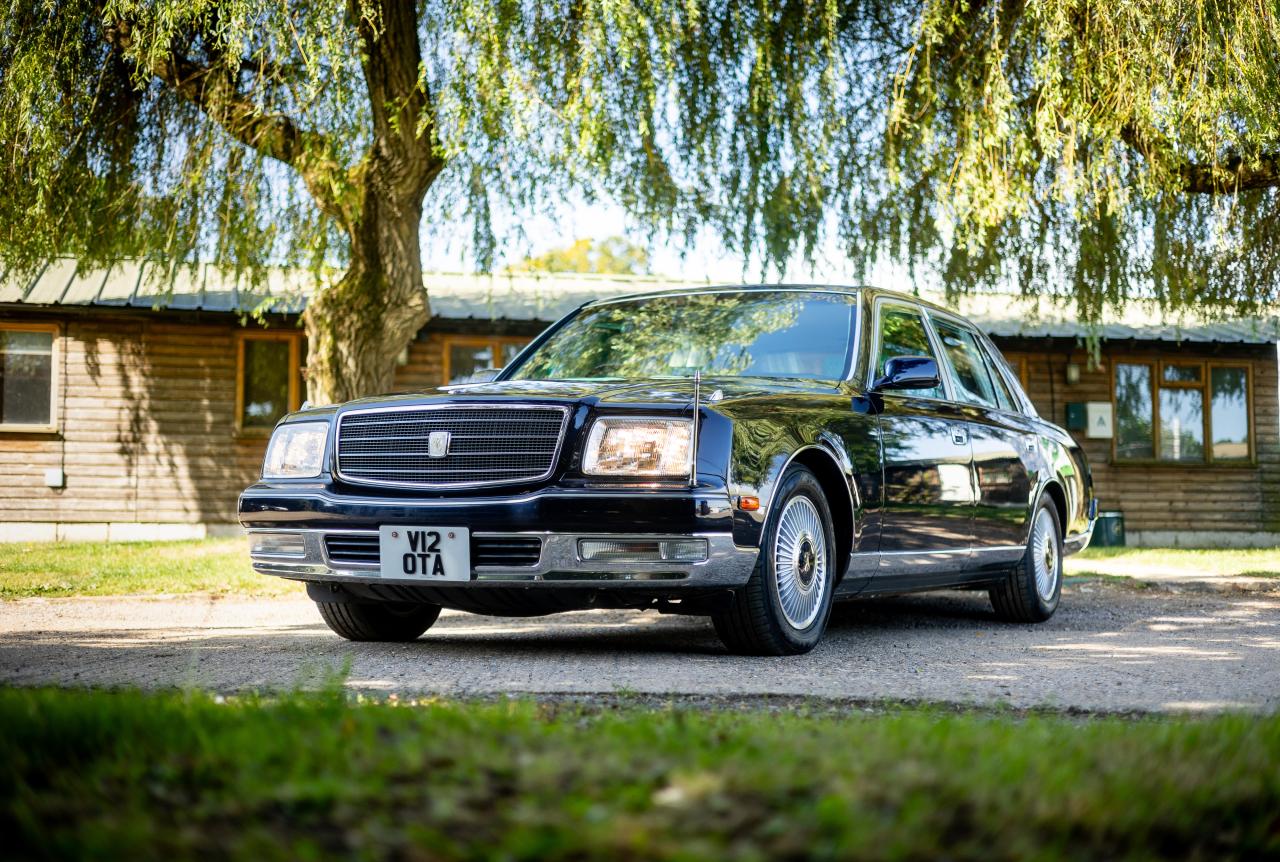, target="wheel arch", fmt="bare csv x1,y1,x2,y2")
1037,479,1068,541
769,445,856,581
